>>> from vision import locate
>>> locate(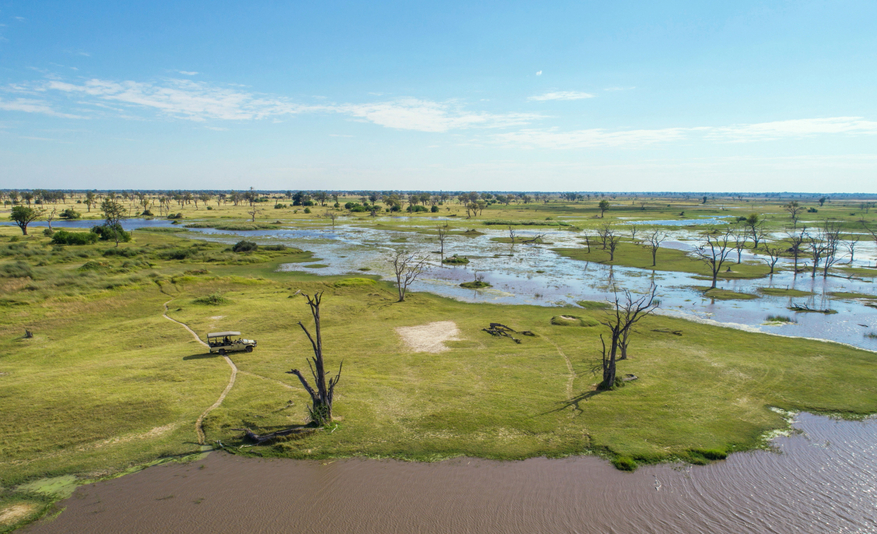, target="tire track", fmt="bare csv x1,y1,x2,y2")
540,333,576,401
163,300,237,445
